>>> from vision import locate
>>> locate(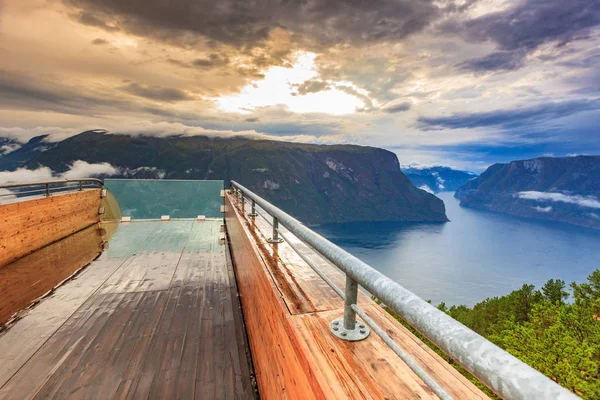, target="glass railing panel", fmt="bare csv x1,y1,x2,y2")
104,179,223,219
